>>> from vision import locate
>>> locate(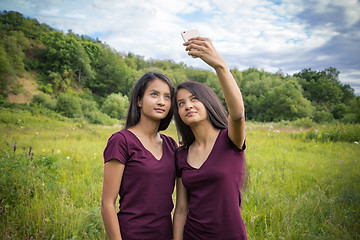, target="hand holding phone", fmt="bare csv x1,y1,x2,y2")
181,29,200,42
